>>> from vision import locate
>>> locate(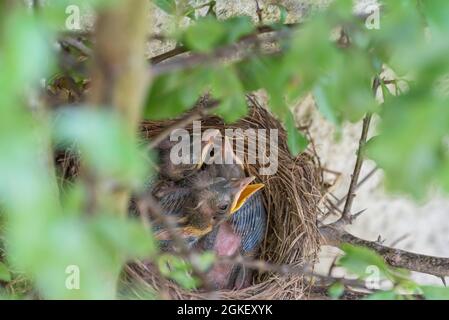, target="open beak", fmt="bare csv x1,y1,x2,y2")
230,176,264,214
